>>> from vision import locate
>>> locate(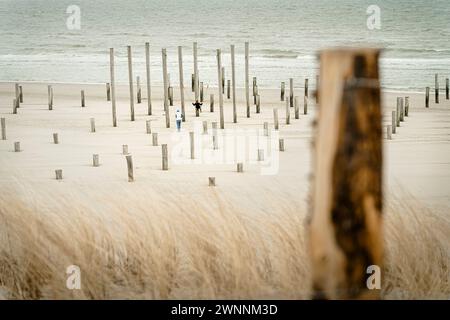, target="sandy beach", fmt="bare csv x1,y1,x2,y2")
0,81,449,299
